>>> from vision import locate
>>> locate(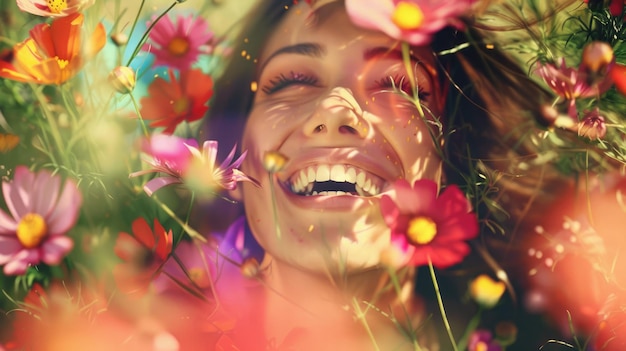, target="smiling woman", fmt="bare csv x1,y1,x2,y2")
199,0,567,350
